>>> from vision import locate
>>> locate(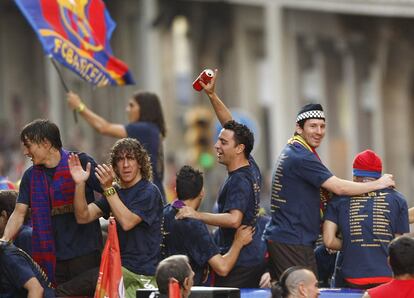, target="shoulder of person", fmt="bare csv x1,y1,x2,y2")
286,145,317,164
134,180,162,201
128,121,158,131
329,195,348,205
22,166,34,178
73,151,97,165
385,188,408,204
